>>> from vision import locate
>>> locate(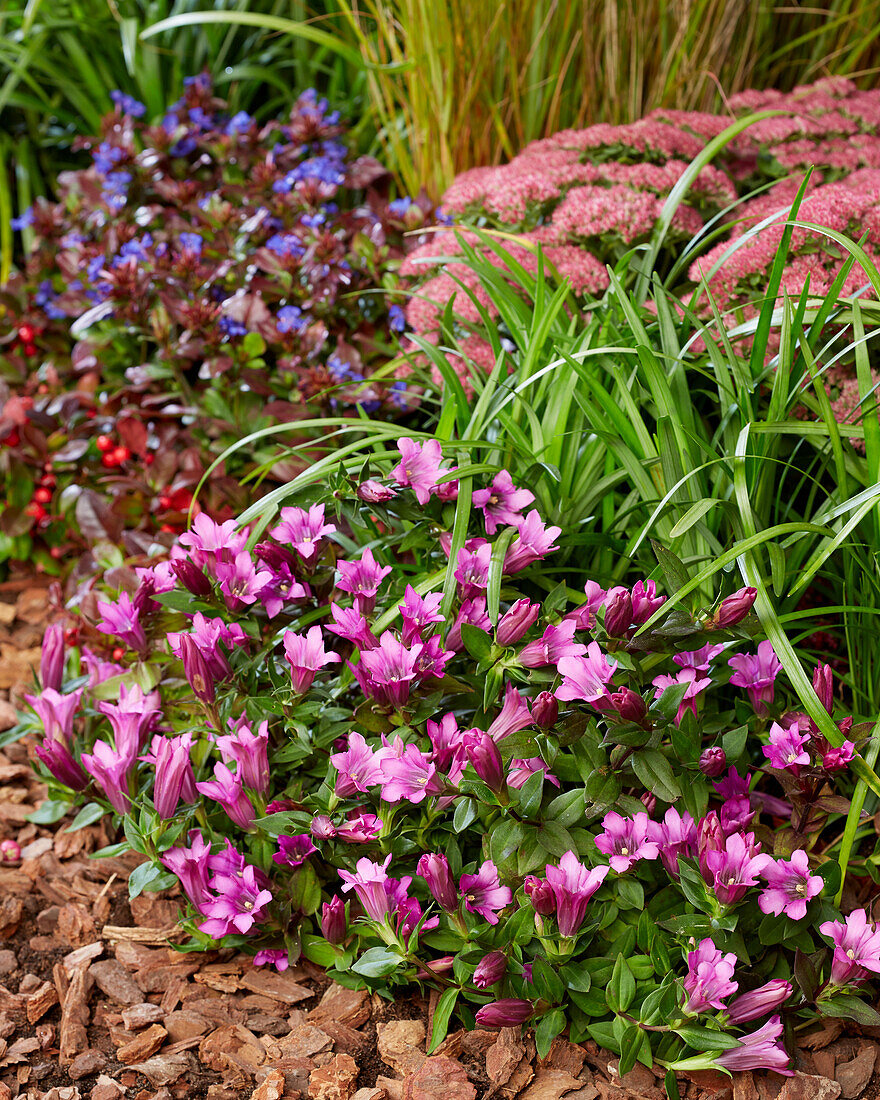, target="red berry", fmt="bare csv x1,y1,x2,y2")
86,409,97,419
0,839,20,863
3,431,19,447
160,523,177,533
24,502,46,521
112,446,130,464
33,488,52,504
25,344,38,358
101,453,117,468
112,647,125,662
49,547,62,559
17,324,35,343
144,454,154,466
96,435,114,452
39,474,57,488
64,627,79,645
158,494,172,510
